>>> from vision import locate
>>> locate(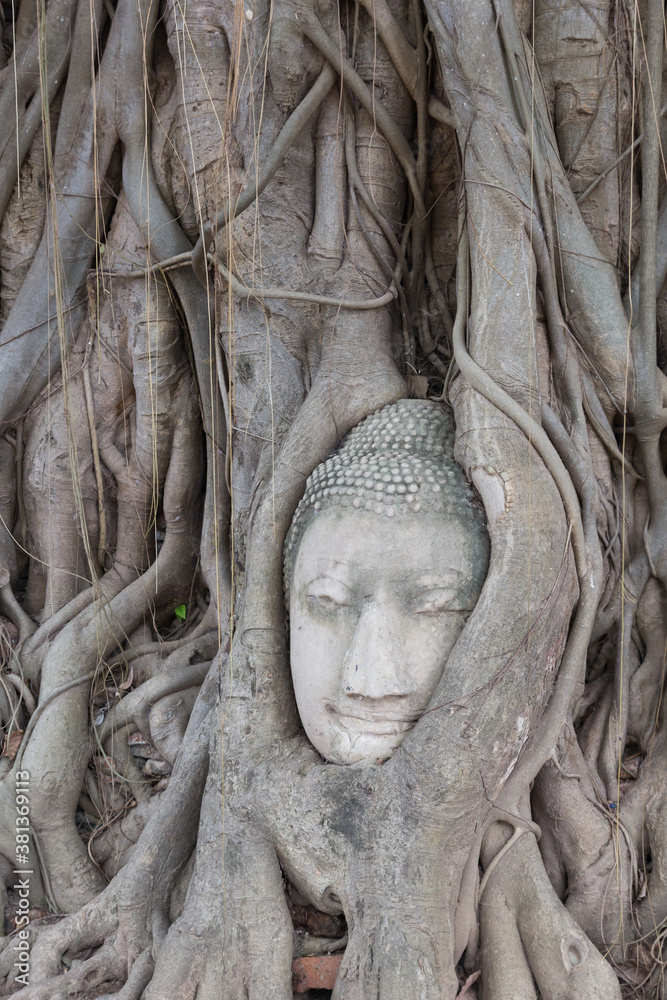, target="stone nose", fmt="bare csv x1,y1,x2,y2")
340,601,417,700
